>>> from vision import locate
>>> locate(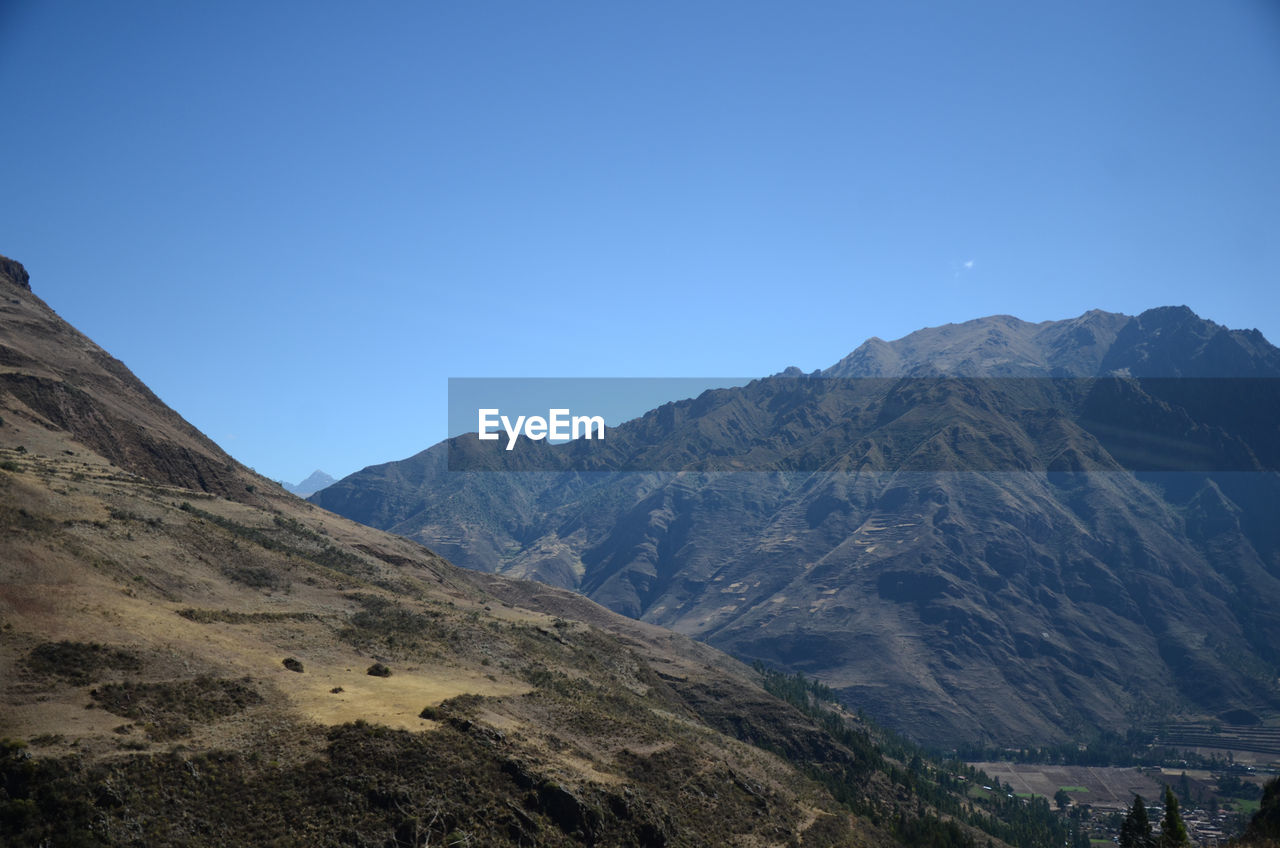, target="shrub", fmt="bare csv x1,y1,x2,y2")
282,658,304,673
223,565,289,592
90,677,263,740
25,641,141,685
366,663,391,678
